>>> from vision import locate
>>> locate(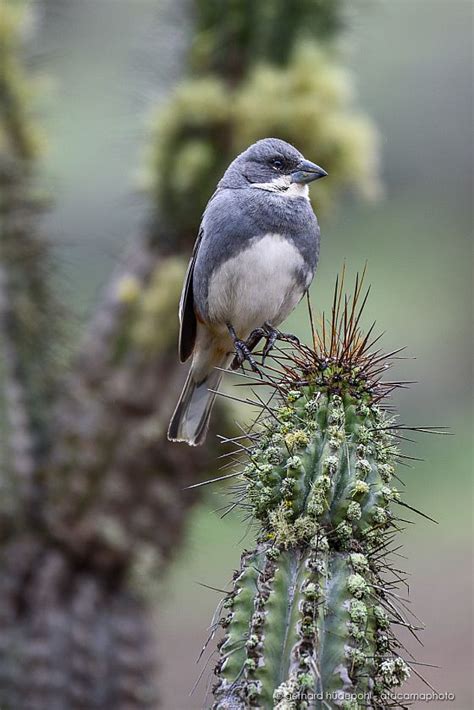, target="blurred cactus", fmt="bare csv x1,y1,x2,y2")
42,246,216,571
0,2,203,707
0,0,57,517
213,277,421,709
0,1,40,163
0,537,158,710
192,0,345,76
0,0,382,708
147,2,379,239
